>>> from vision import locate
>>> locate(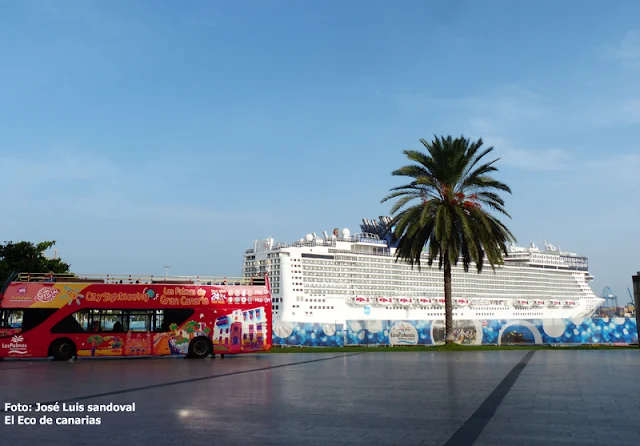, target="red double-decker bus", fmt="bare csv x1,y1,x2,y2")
0,272,272,361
